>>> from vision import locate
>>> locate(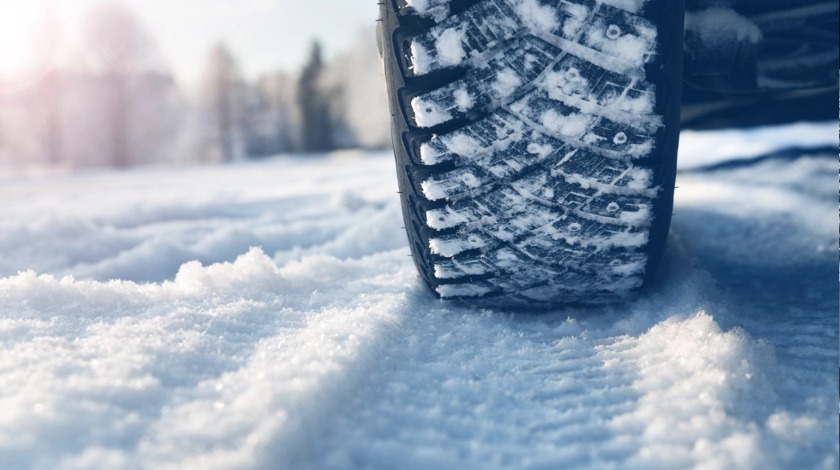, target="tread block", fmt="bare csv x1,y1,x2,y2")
381,0,681,305
411,35,561,127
